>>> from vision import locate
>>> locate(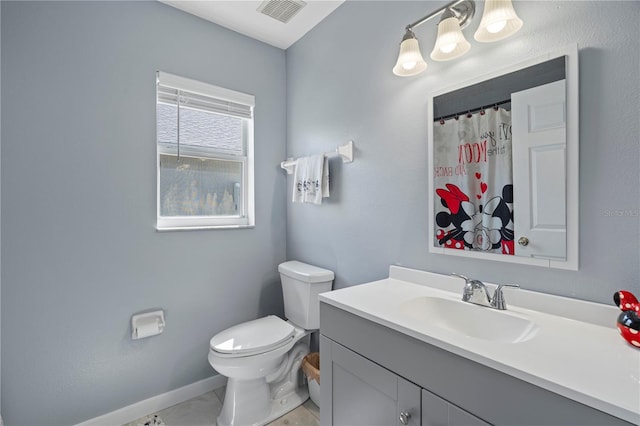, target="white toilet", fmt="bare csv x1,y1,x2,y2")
208,261,334,426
